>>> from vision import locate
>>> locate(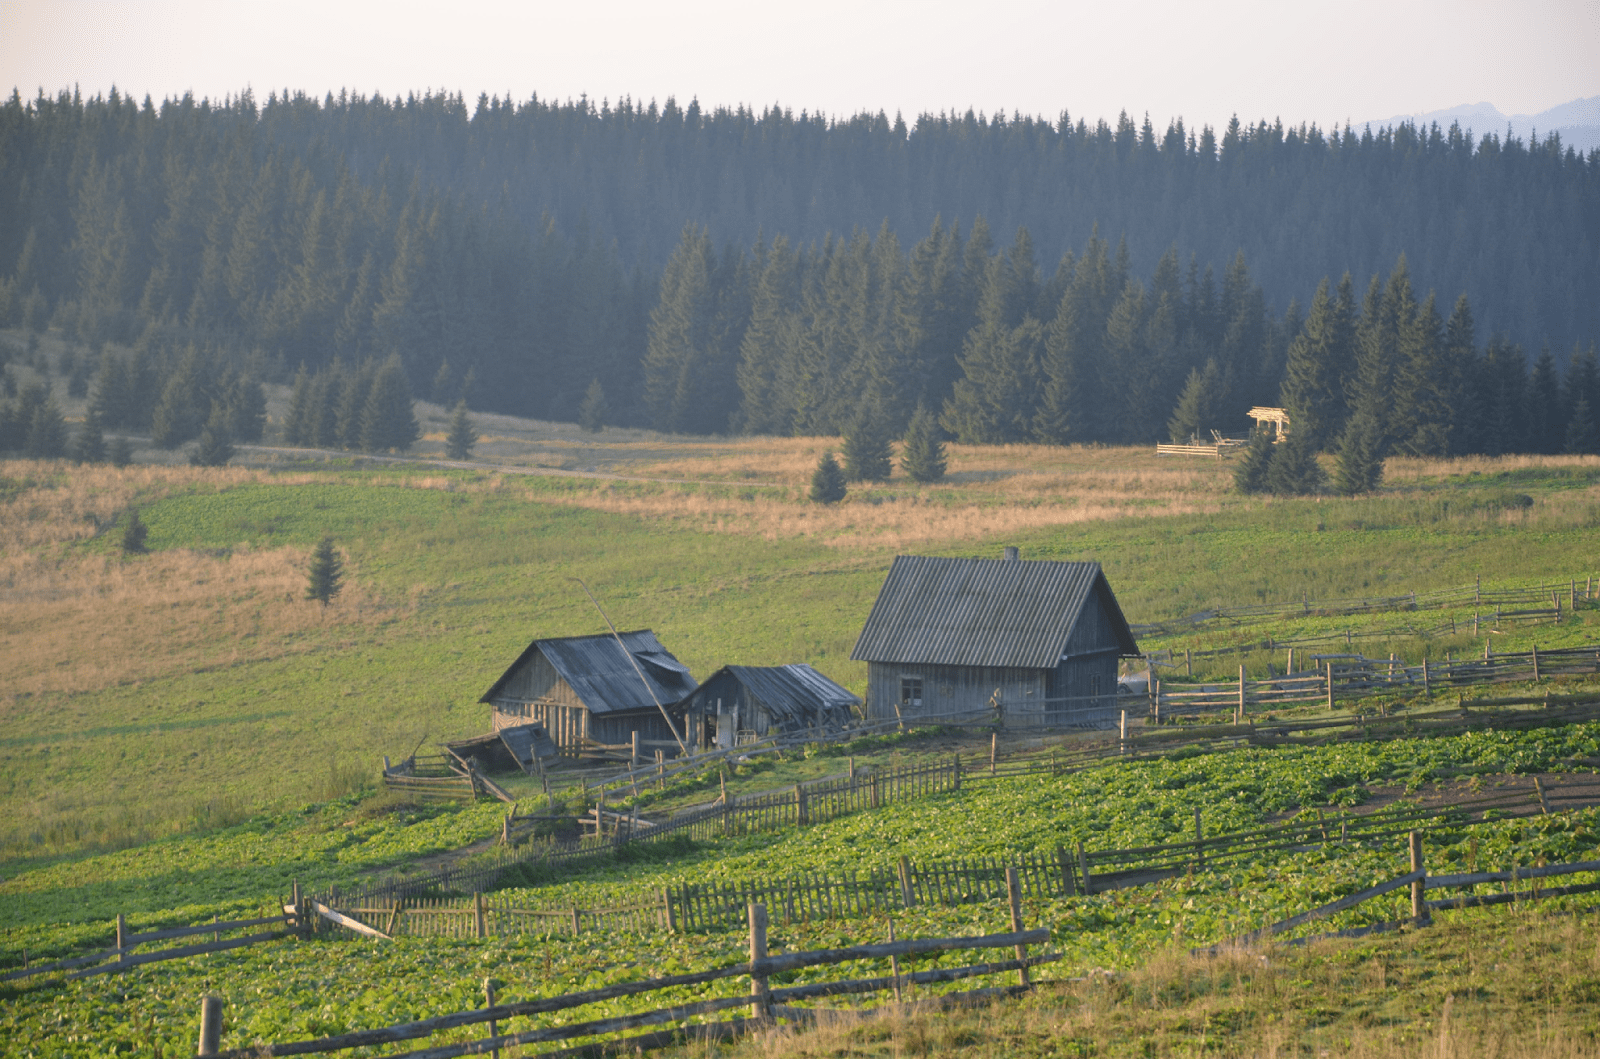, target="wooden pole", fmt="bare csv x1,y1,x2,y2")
1326,661,1335,711
990,731,998,775
1409,832,1427,923
1056,844,1077,896
662,888,677,932
484,979,500,1059
747,902,770,1020
1186,648,1192,677
1119,709,1127,755
115,912,127,962
1194,808,1204,870
197,995,223,1057
1534,777,1552,814
474,892,487,939
898,856,916,908
887,918,903,1002
1237,665,1246,724
1422,657,1430,696
1005,865,1030,988
1533,644,1541,682
1077,841,1092,895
